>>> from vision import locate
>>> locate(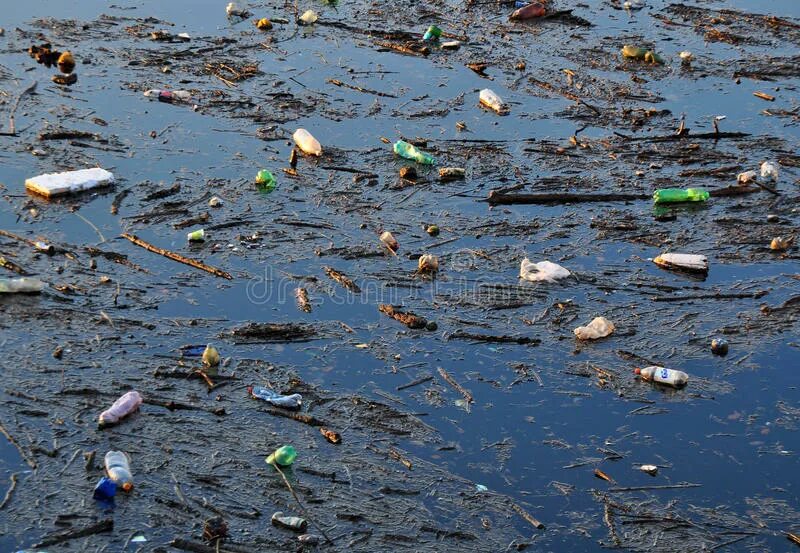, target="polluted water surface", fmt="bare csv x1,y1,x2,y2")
0,0,799,551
